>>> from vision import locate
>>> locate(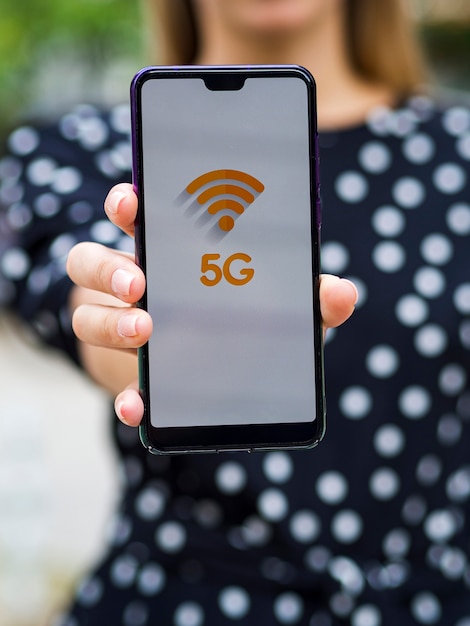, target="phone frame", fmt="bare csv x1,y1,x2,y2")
131,65,325,454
